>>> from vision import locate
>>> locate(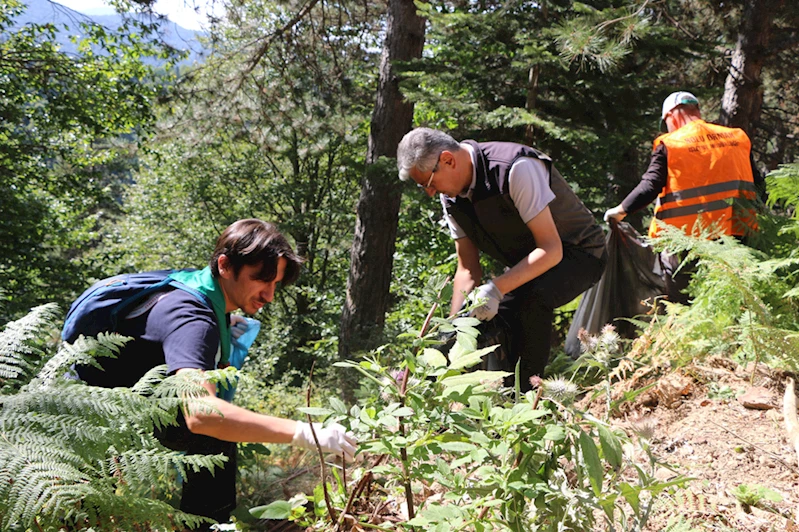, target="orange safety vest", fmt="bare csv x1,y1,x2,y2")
648,120,757,238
